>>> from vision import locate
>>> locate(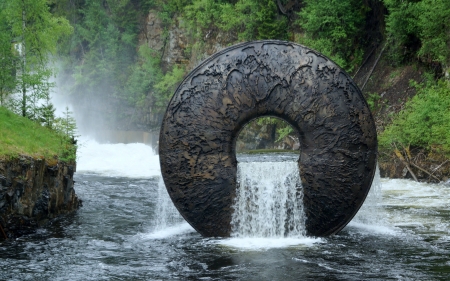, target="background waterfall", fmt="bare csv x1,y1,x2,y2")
231,161,306,238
